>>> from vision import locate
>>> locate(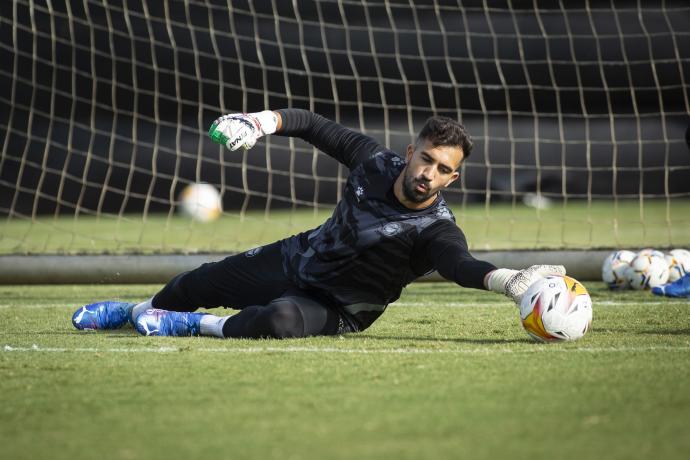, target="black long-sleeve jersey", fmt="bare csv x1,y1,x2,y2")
274,109,497,331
